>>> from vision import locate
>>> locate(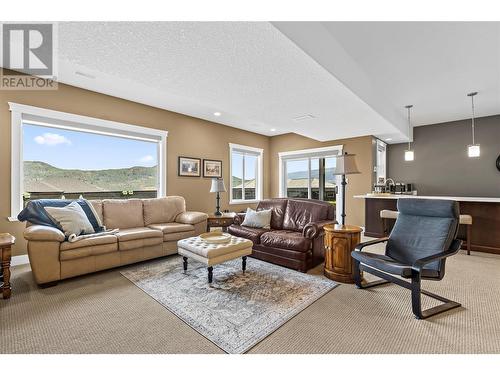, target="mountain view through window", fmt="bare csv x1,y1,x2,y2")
23,123,158,201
